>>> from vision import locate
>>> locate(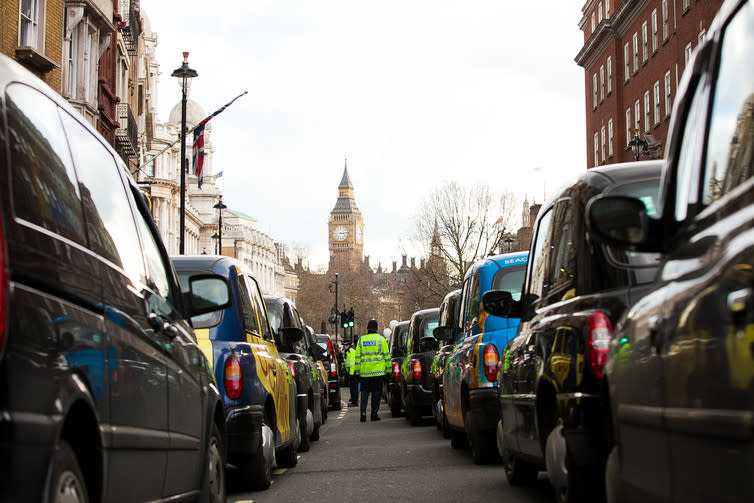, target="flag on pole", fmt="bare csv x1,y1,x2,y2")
191,90,248,188
192,125,206,187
